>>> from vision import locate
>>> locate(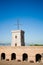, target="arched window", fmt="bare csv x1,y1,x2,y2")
22,53,28,61
35,54,41,62
11,53,16,60
1,53,5,60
